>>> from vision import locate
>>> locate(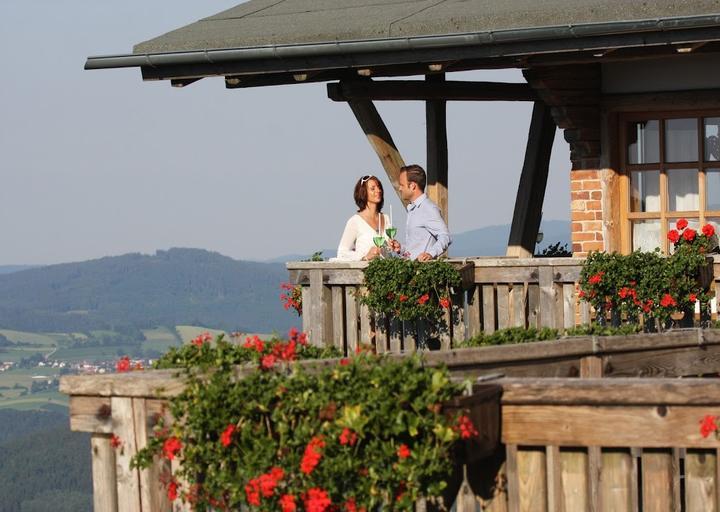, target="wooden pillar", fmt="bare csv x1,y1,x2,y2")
506,101,556,257
347,96,406,204
426,73,449,225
